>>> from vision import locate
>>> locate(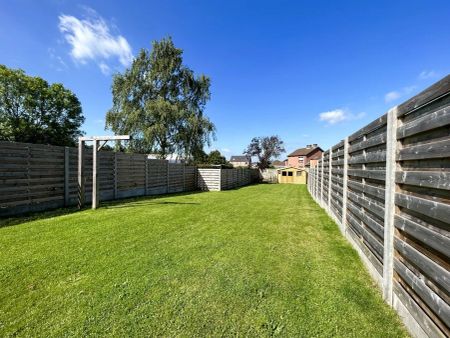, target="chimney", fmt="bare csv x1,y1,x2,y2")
312,143,318,147
306,144,311,148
